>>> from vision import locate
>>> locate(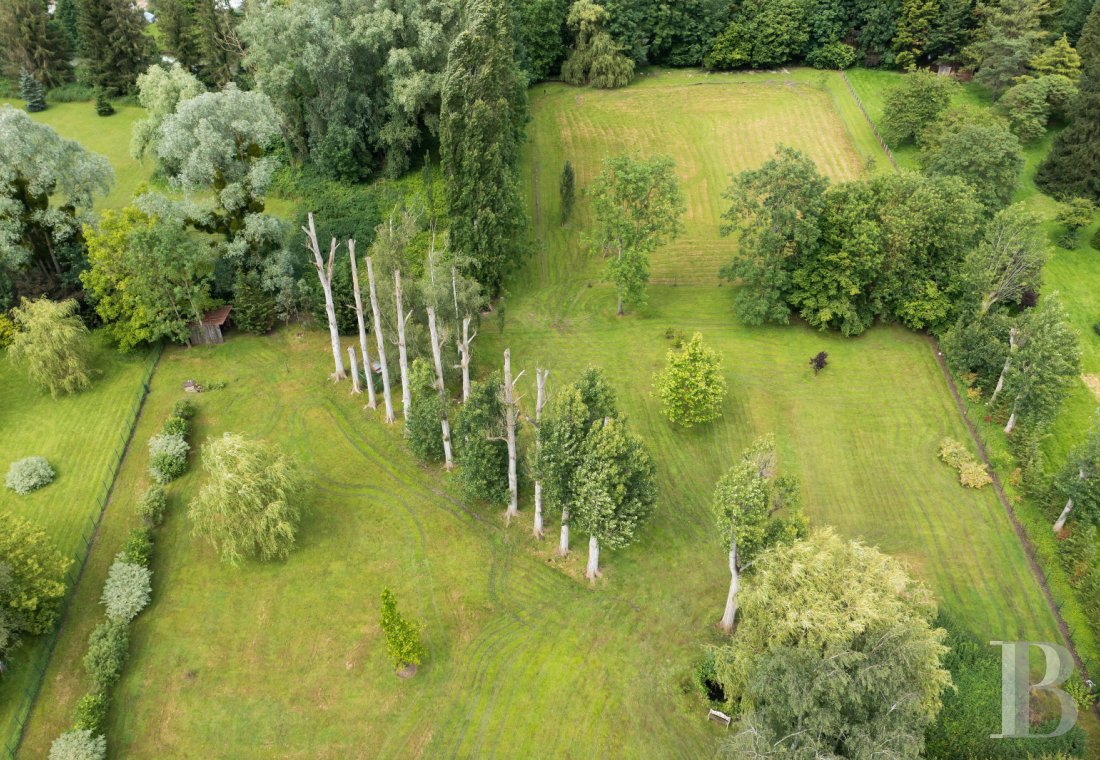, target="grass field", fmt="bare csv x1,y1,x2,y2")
0,338,155,750
12,69,1084,758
